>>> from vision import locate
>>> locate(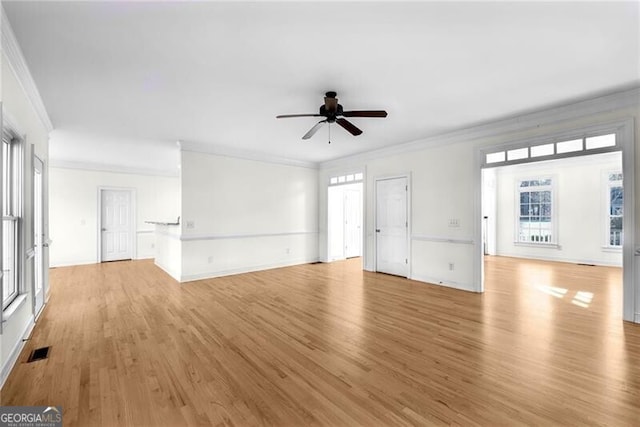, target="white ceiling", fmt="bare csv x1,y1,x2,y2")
4,1,639,167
